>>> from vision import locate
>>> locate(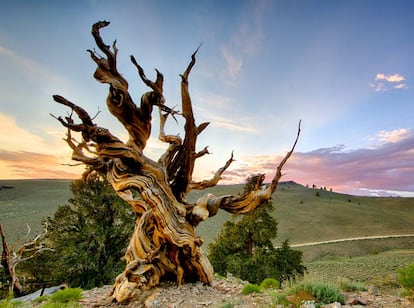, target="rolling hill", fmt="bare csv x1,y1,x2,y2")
1,180,413,260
